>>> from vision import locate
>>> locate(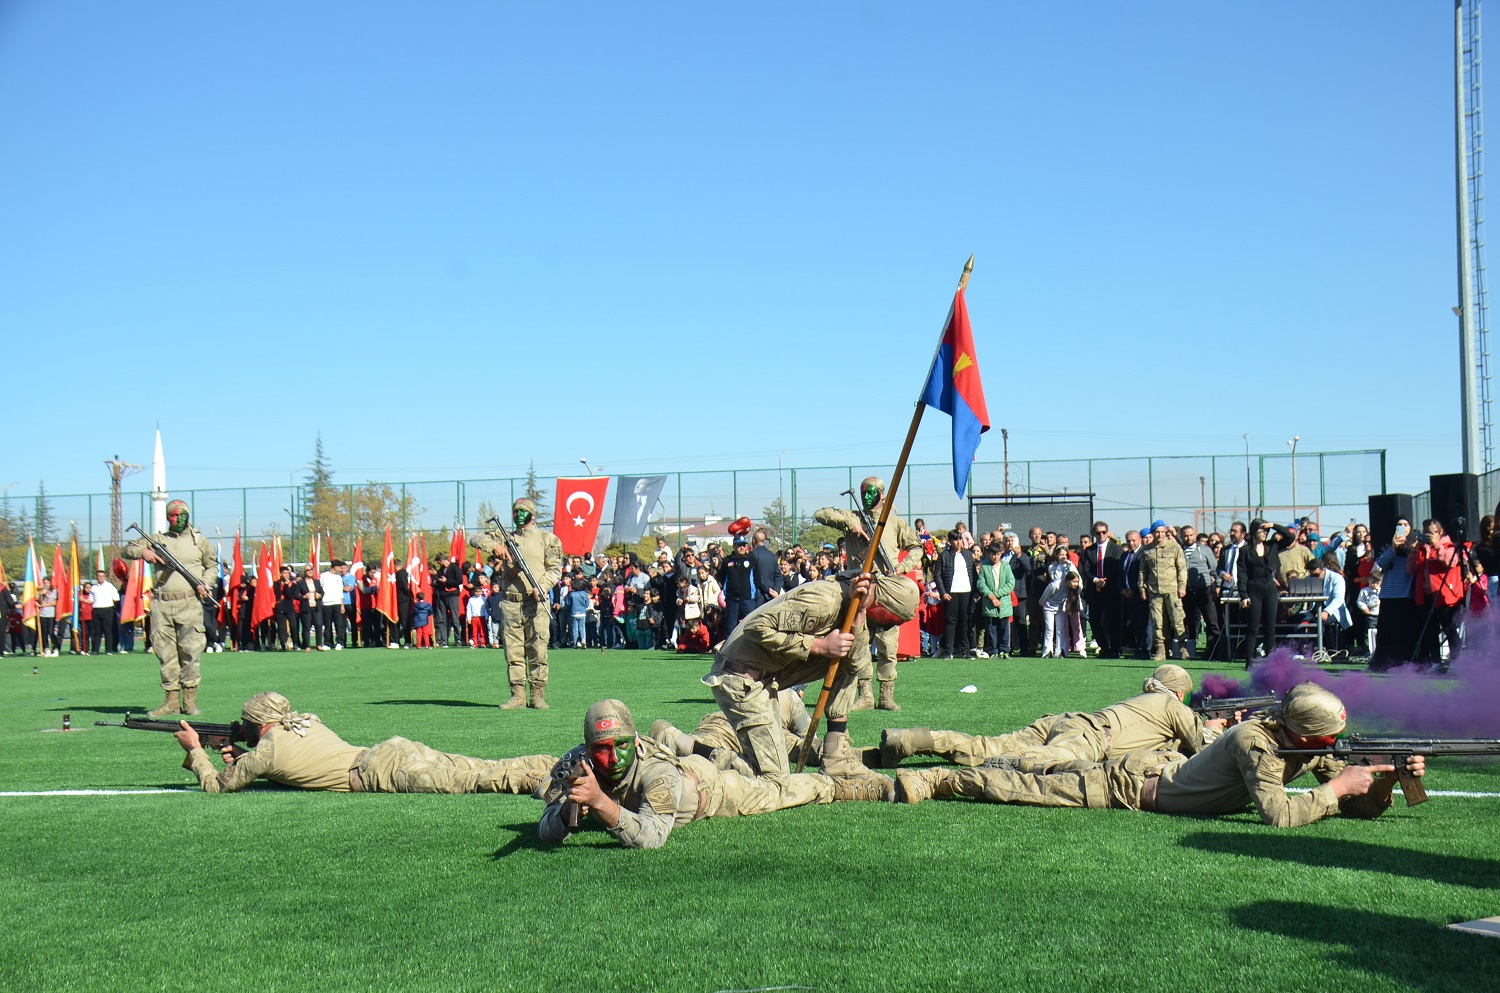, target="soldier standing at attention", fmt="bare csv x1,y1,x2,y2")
815,476,922,711
1140,520,1189,661
174,692,555,795
471,497,564,710
125,499,217,718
